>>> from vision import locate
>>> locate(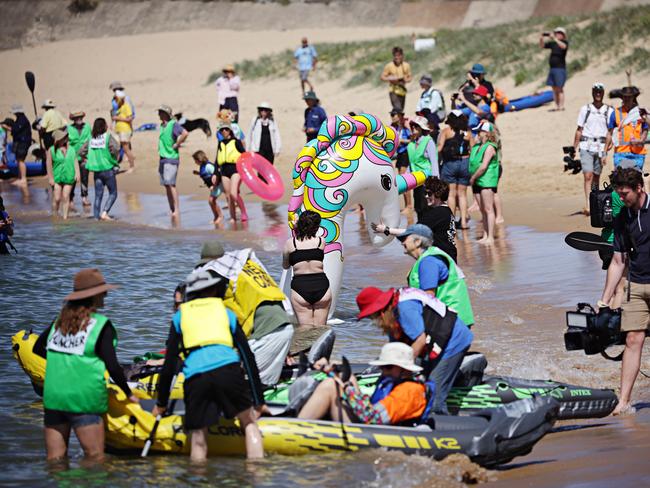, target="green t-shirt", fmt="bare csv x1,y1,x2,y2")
601,191,624,243
251,303,290,340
